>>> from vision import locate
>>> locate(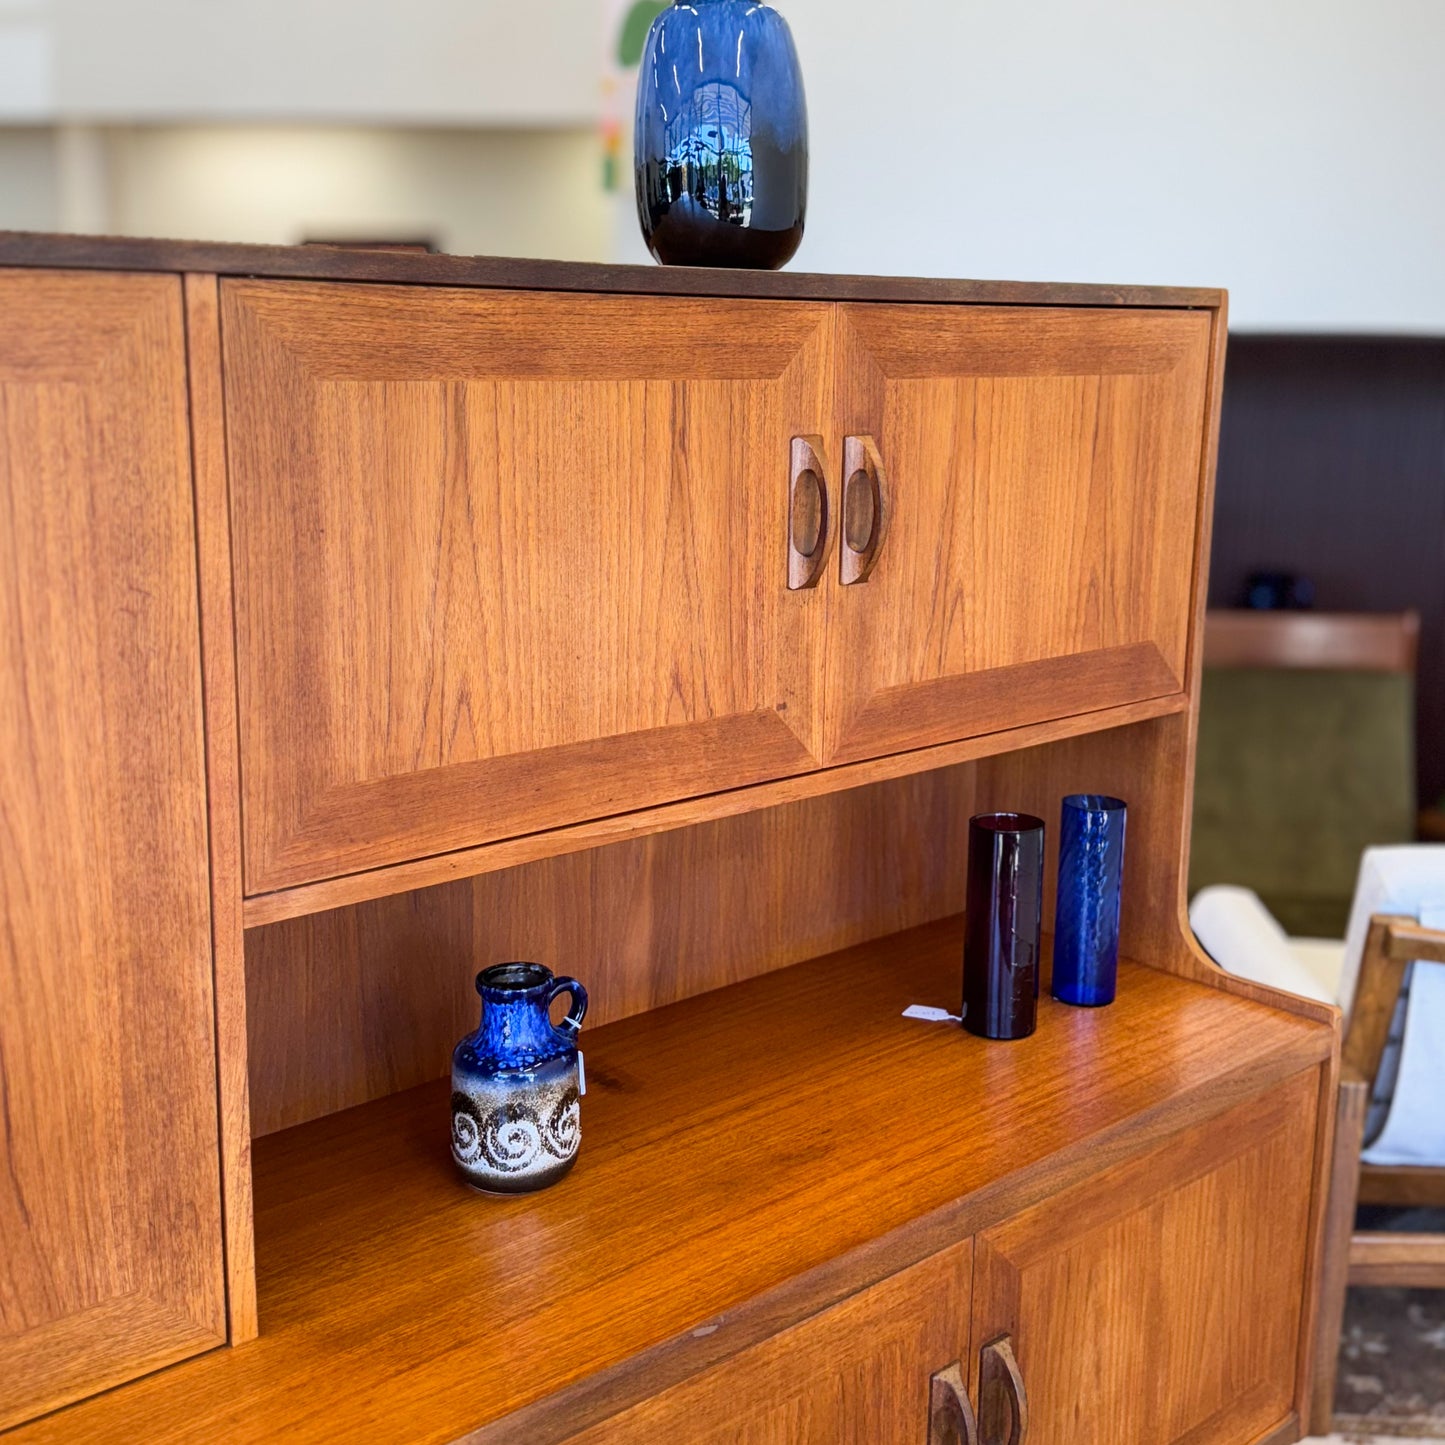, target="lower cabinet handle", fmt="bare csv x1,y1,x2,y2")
979,1336,1029,1445
929,1362,979,1445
